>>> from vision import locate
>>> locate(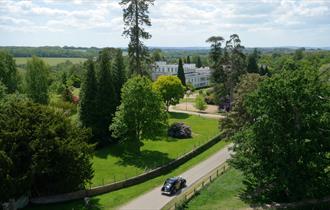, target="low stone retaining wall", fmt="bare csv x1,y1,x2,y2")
30,133,224,204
